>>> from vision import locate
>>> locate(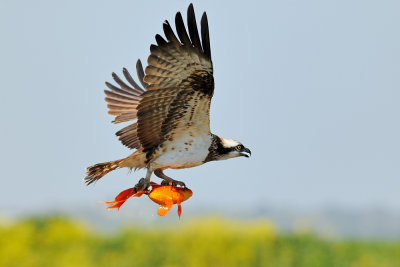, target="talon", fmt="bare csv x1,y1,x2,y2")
134,178,152,193
161,179,185,188
154,170,186,188
175,181,186,188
